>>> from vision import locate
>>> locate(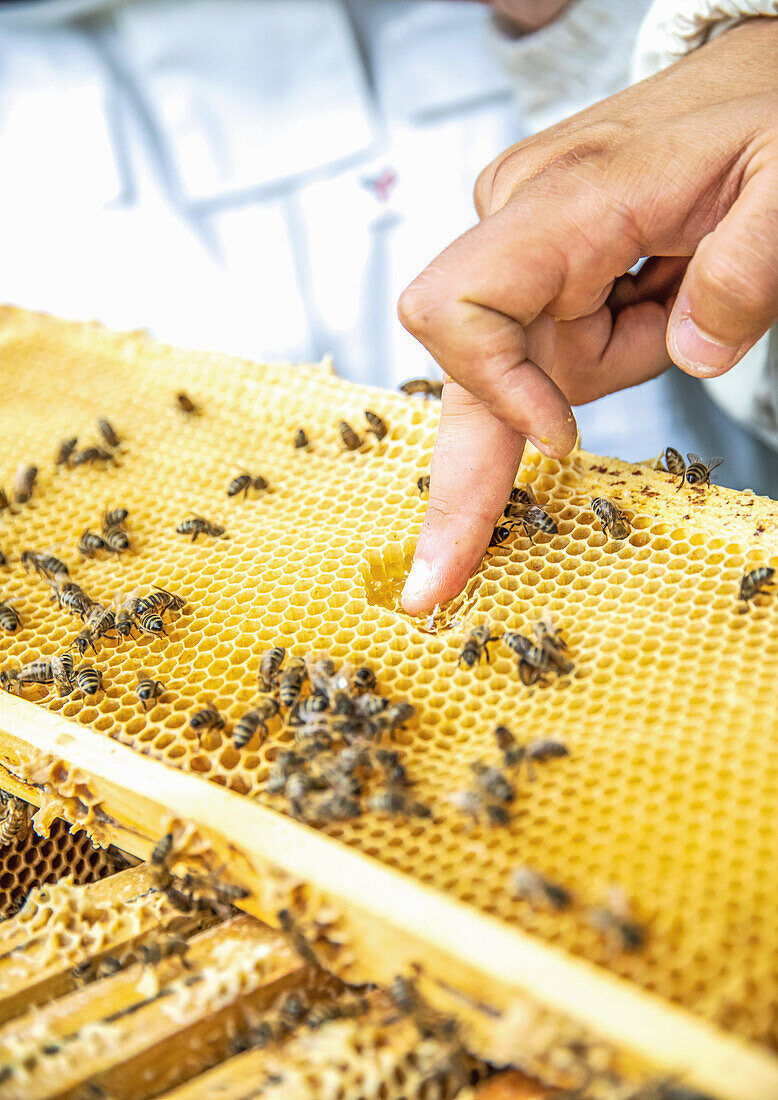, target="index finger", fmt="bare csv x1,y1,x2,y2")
401,381,525,616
